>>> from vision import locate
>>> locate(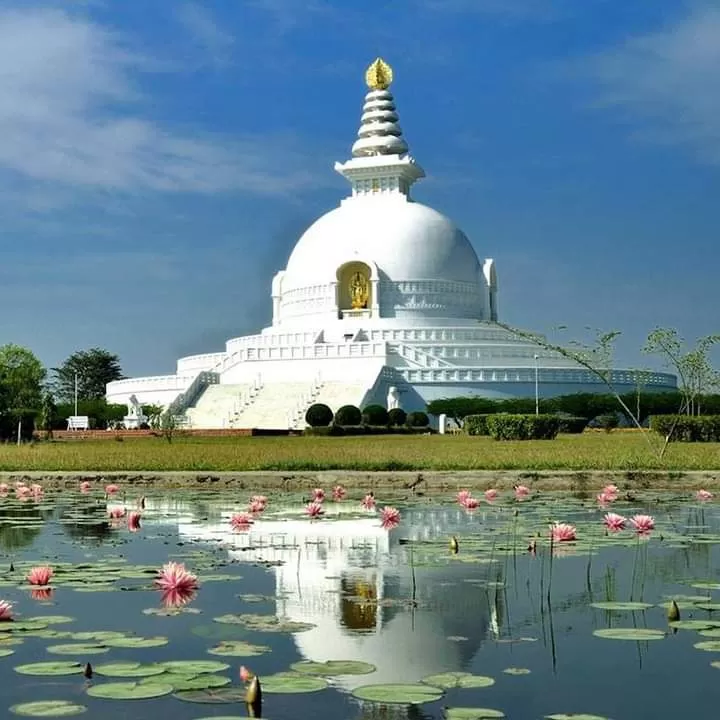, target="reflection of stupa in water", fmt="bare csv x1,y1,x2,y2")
173,503,495,688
